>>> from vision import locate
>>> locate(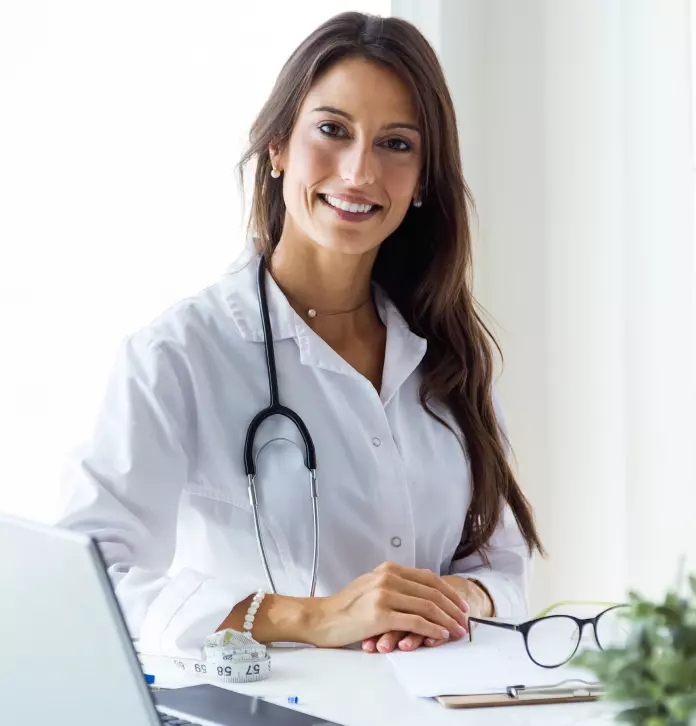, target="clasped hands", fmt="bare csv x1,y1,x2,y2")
310,561,494,654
